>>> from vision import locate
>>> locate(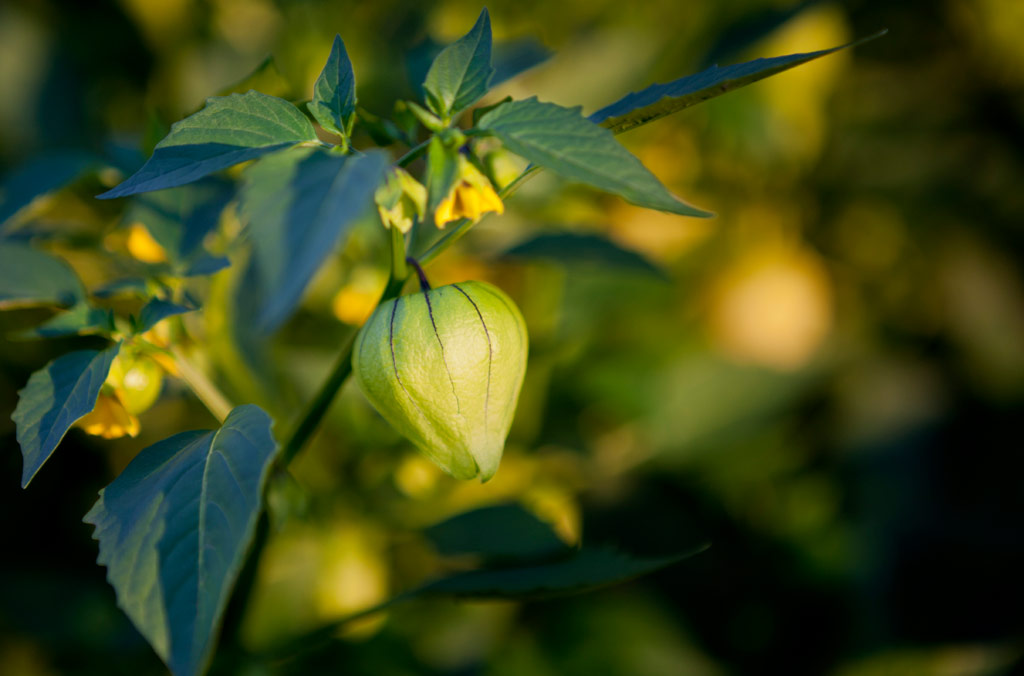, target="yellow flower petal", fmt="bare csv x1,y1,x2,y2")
77,394,140,439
